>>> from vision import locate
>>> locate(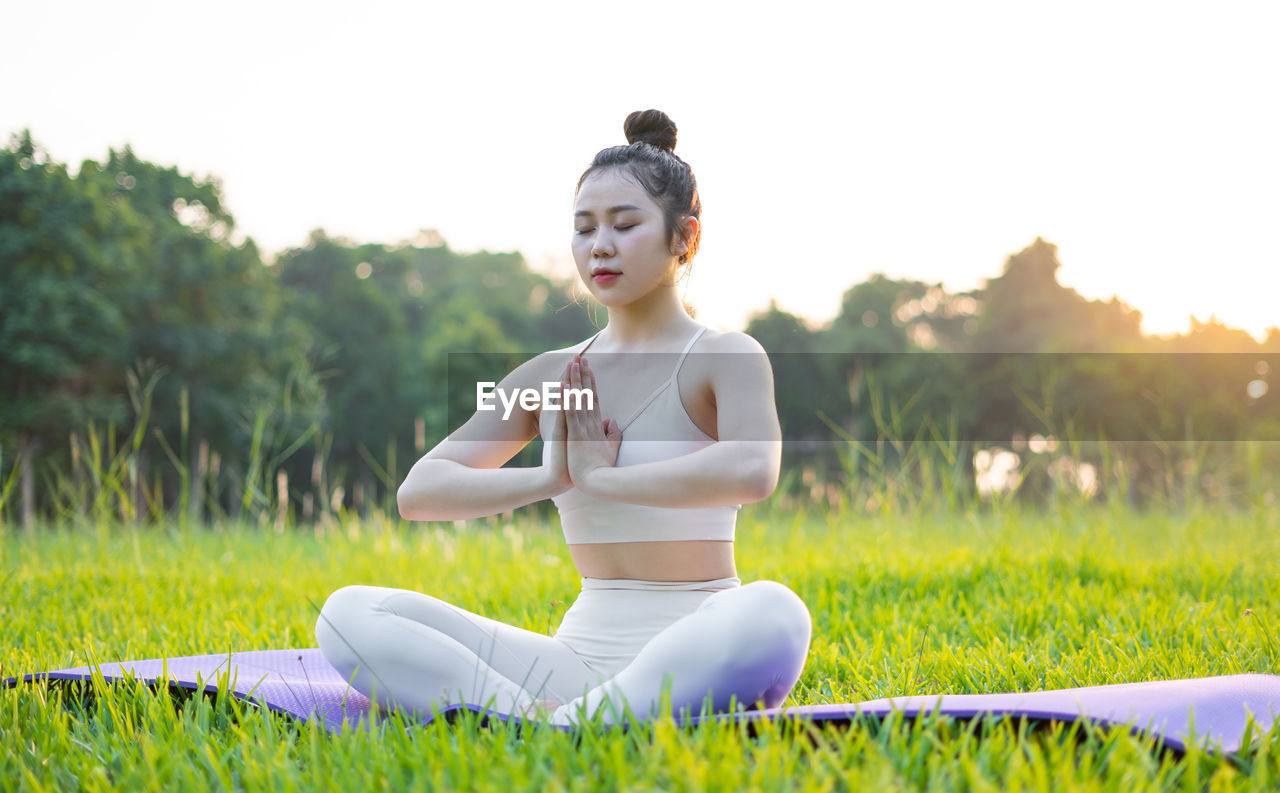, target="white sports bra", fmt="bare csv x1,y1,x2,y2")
537,326,741,544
